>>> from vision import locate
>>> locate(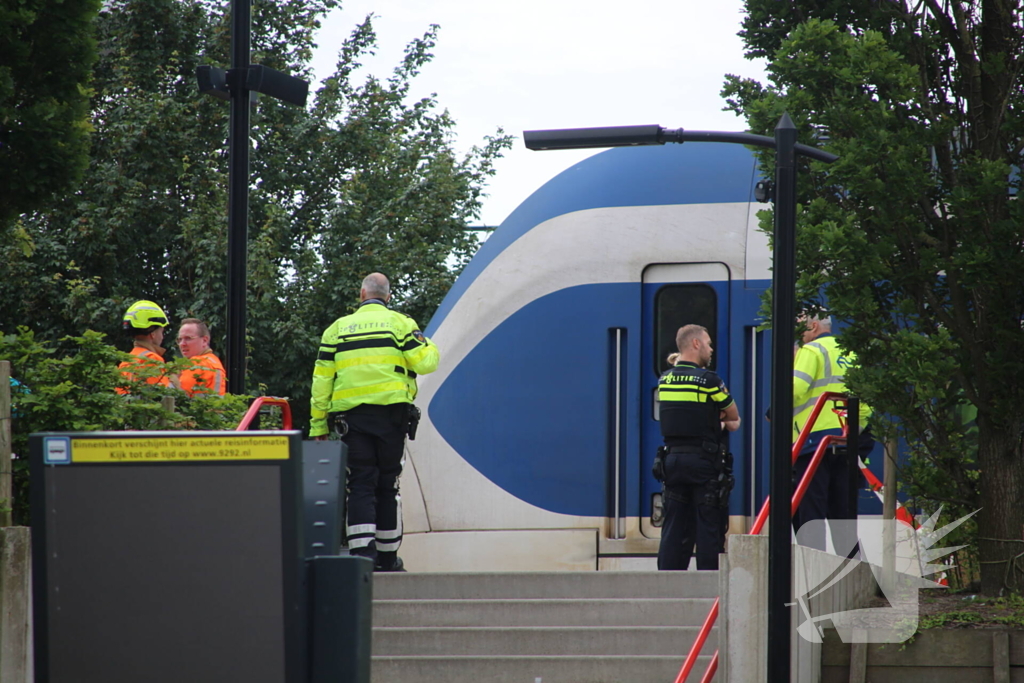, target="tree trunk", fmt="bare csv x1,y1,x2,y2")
977,424,1024,594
